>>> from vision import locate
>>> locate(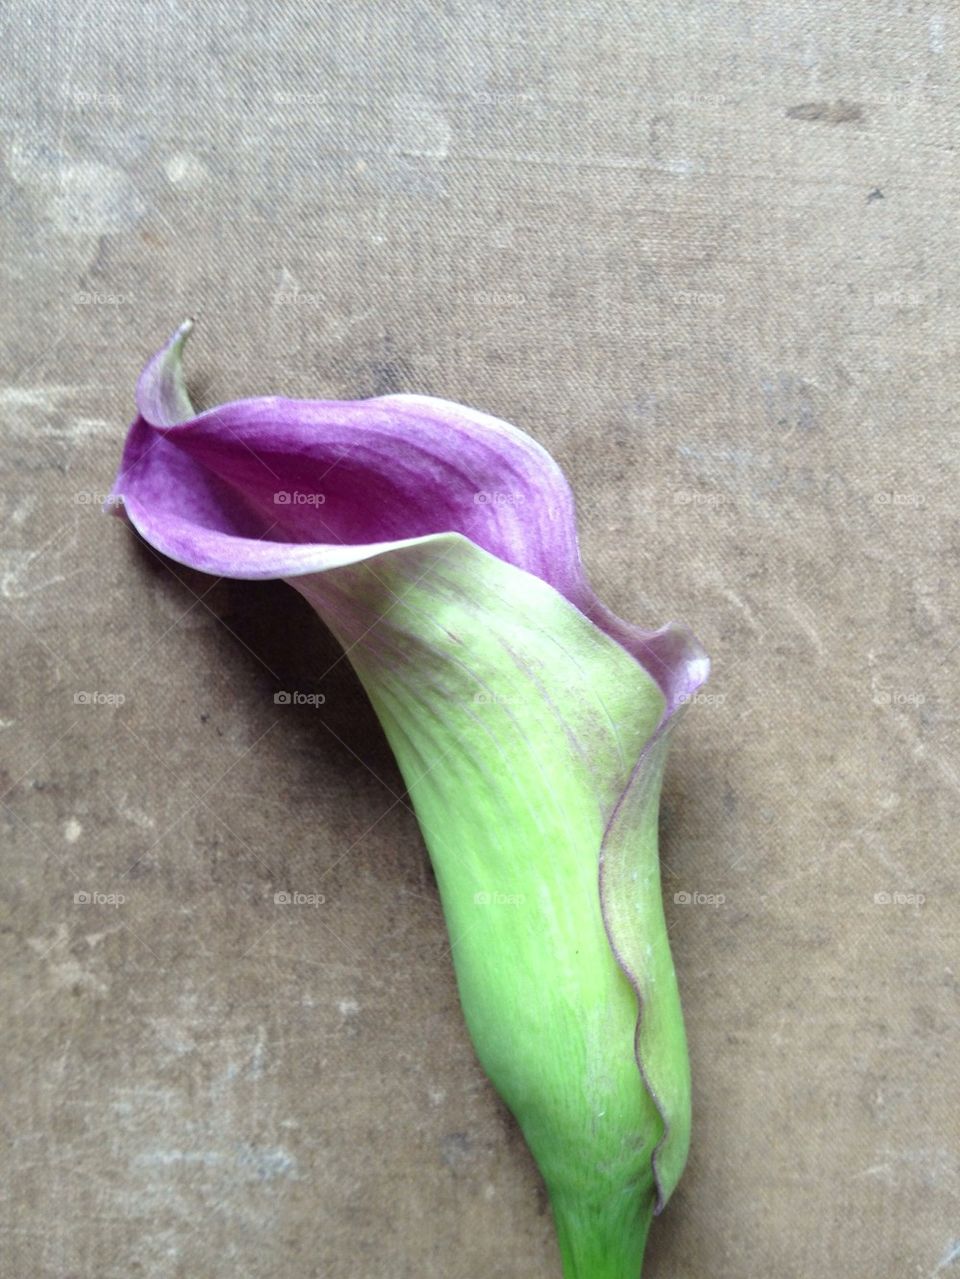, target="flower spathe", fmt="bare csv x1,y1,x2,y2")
110,321,708,1278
